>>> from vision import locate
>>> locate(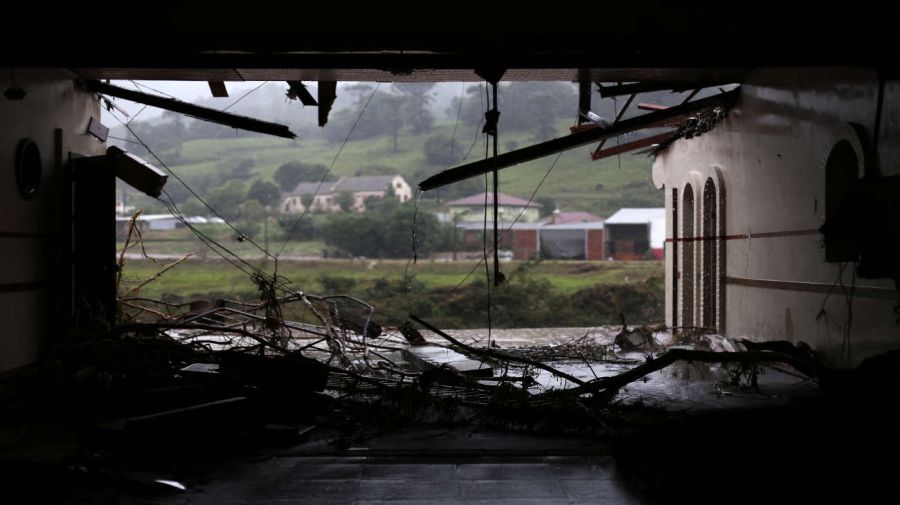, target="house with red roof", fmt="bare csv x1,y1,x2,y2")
445,192,542,224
